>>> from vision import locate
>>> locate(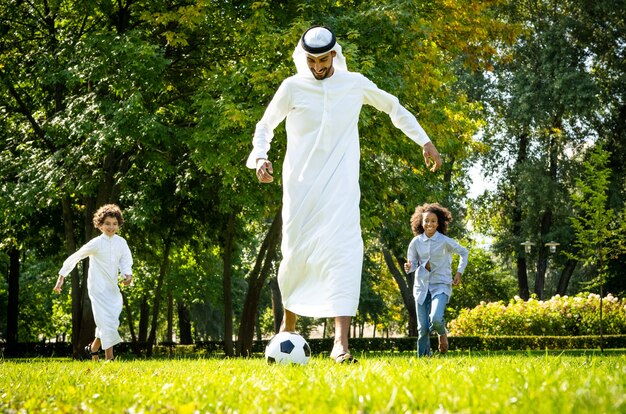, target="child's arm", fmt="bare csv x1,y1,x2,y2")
405,239,420,273
447,238,468,285
53,275,65,293
58,240,98,277
121,274,132,286
55,239,98,293
119,238,134,286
